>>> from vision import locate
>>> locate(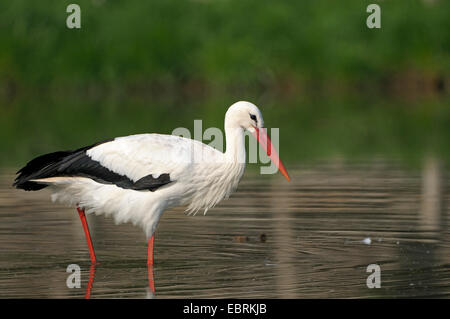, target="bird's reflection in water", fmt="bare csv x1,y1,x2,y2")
147,264,156,299
84,264,96,299
83,263,156,299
